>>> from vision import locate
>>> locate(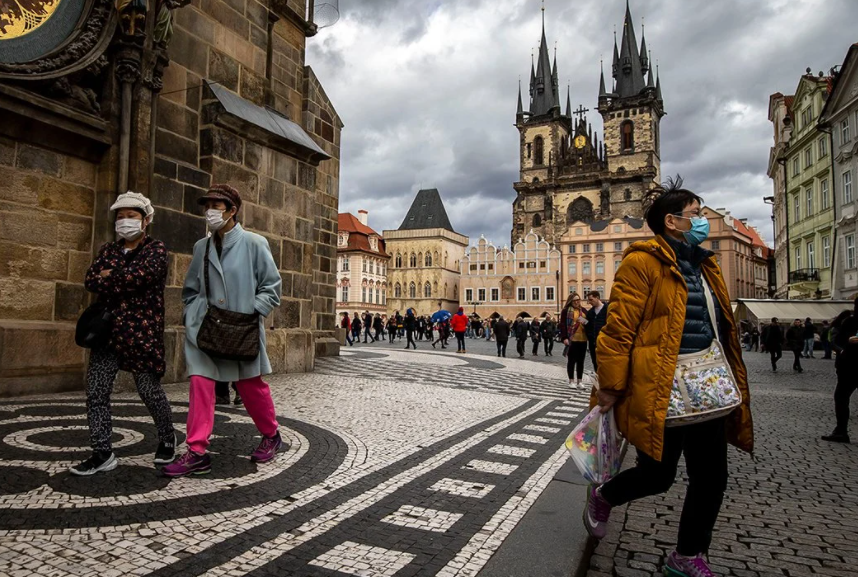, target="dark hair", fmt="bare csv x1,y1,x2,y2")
643,175,704,236
833,310,852,329
588,291,601,300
